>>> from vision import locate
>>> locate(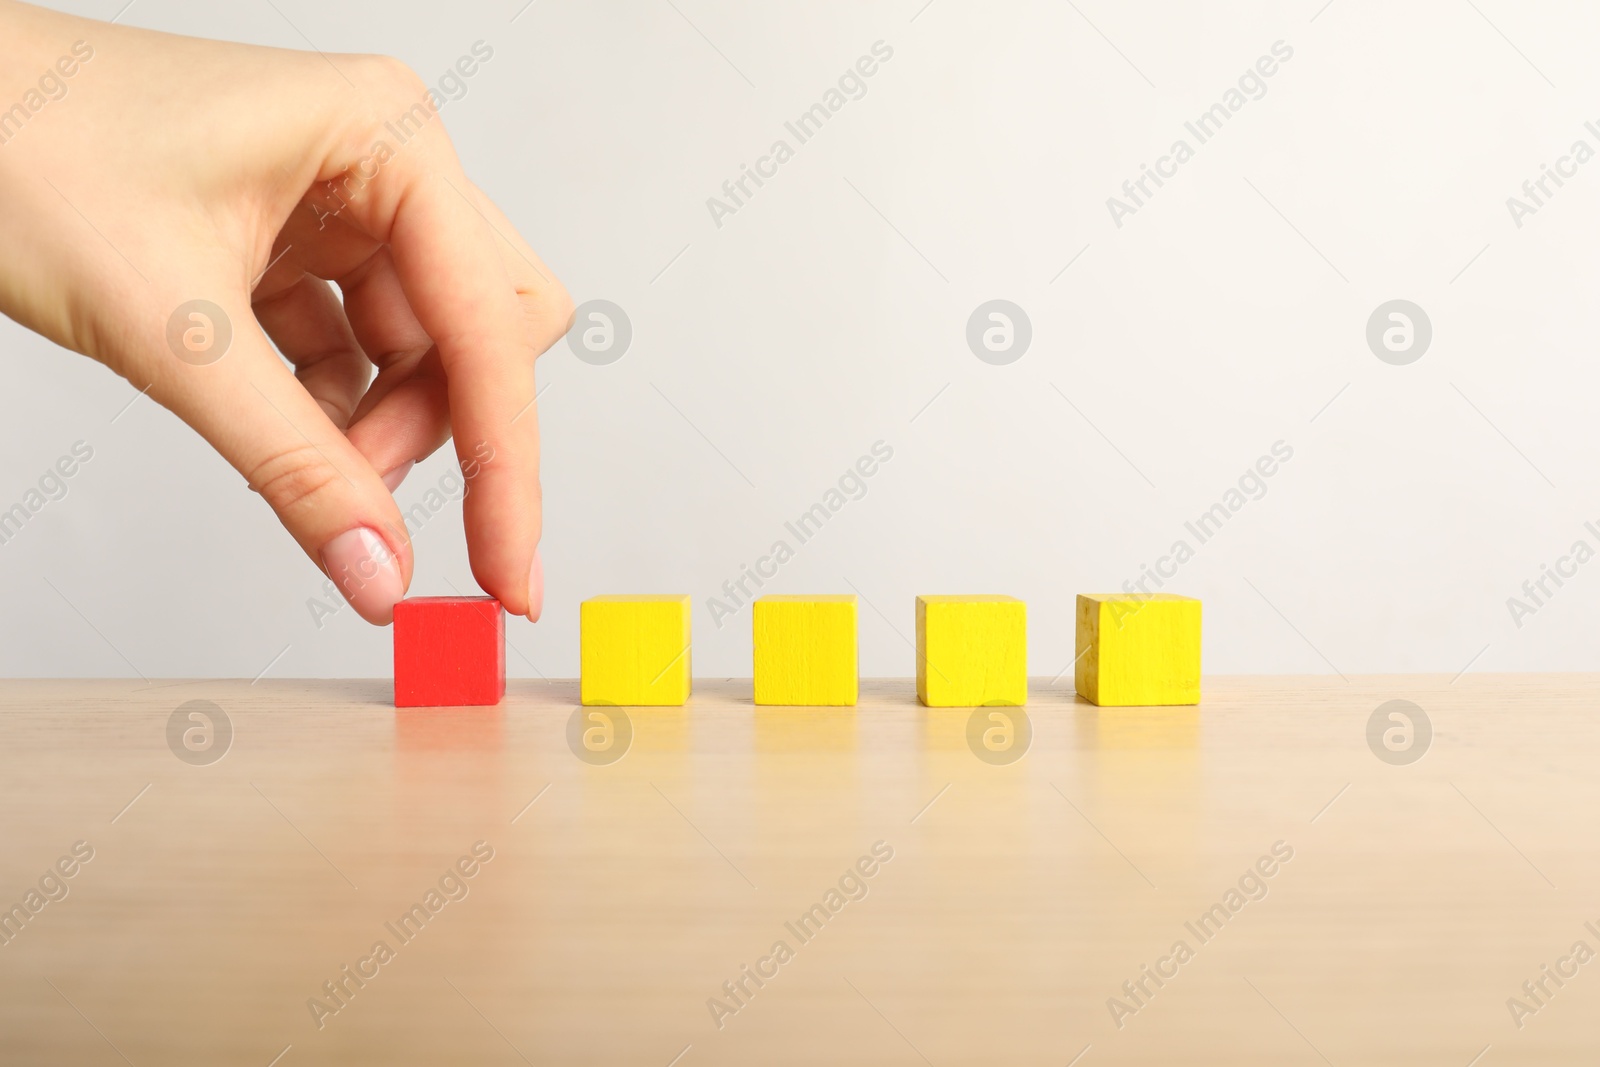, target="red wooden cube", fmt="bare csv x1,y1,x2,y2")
393,596,505,708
